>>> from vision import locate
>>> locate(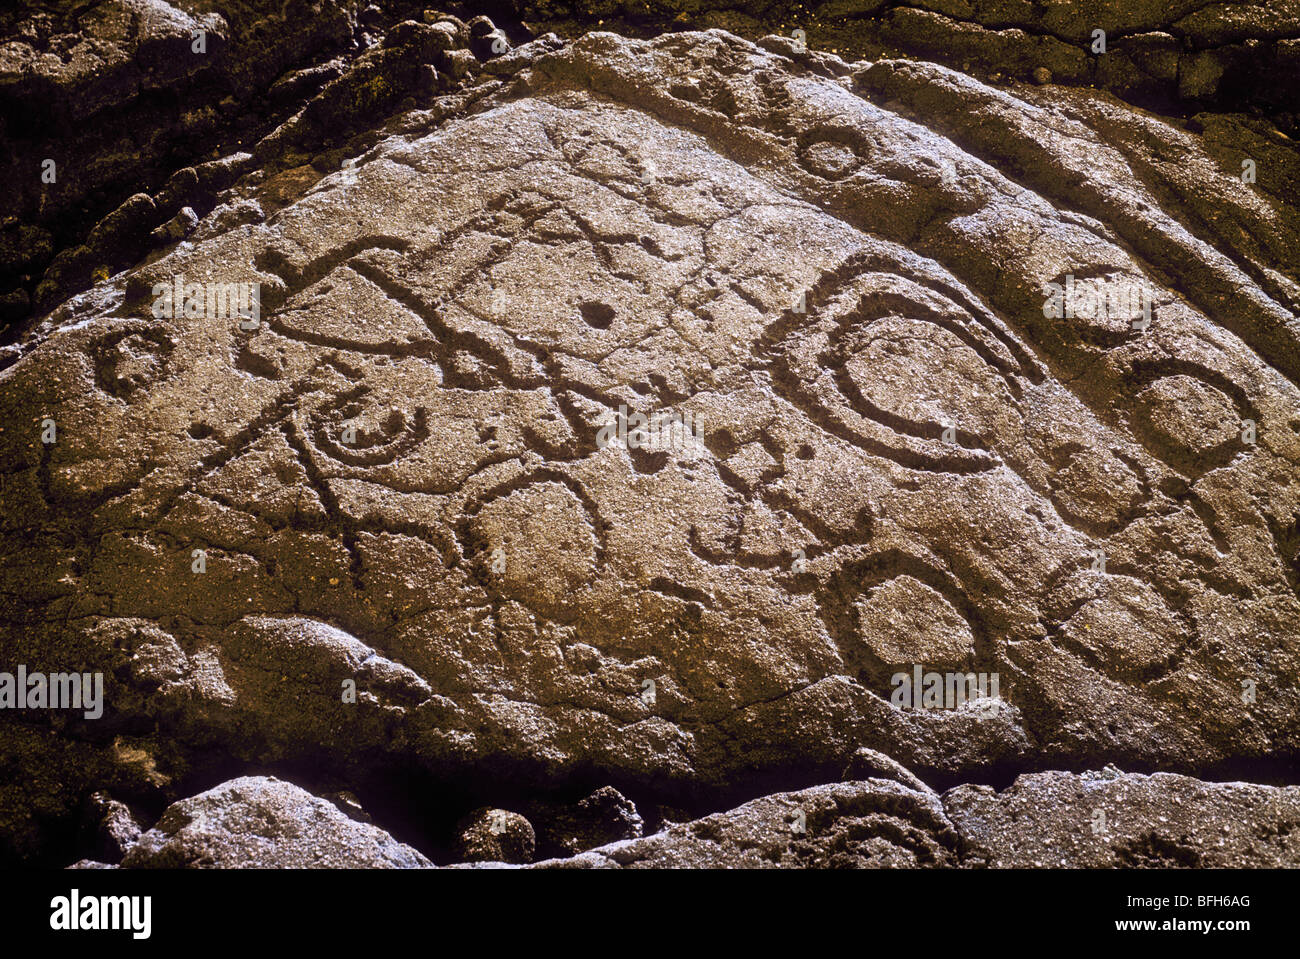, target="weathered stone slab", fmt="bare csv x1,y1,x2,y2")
2,24,1298,863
